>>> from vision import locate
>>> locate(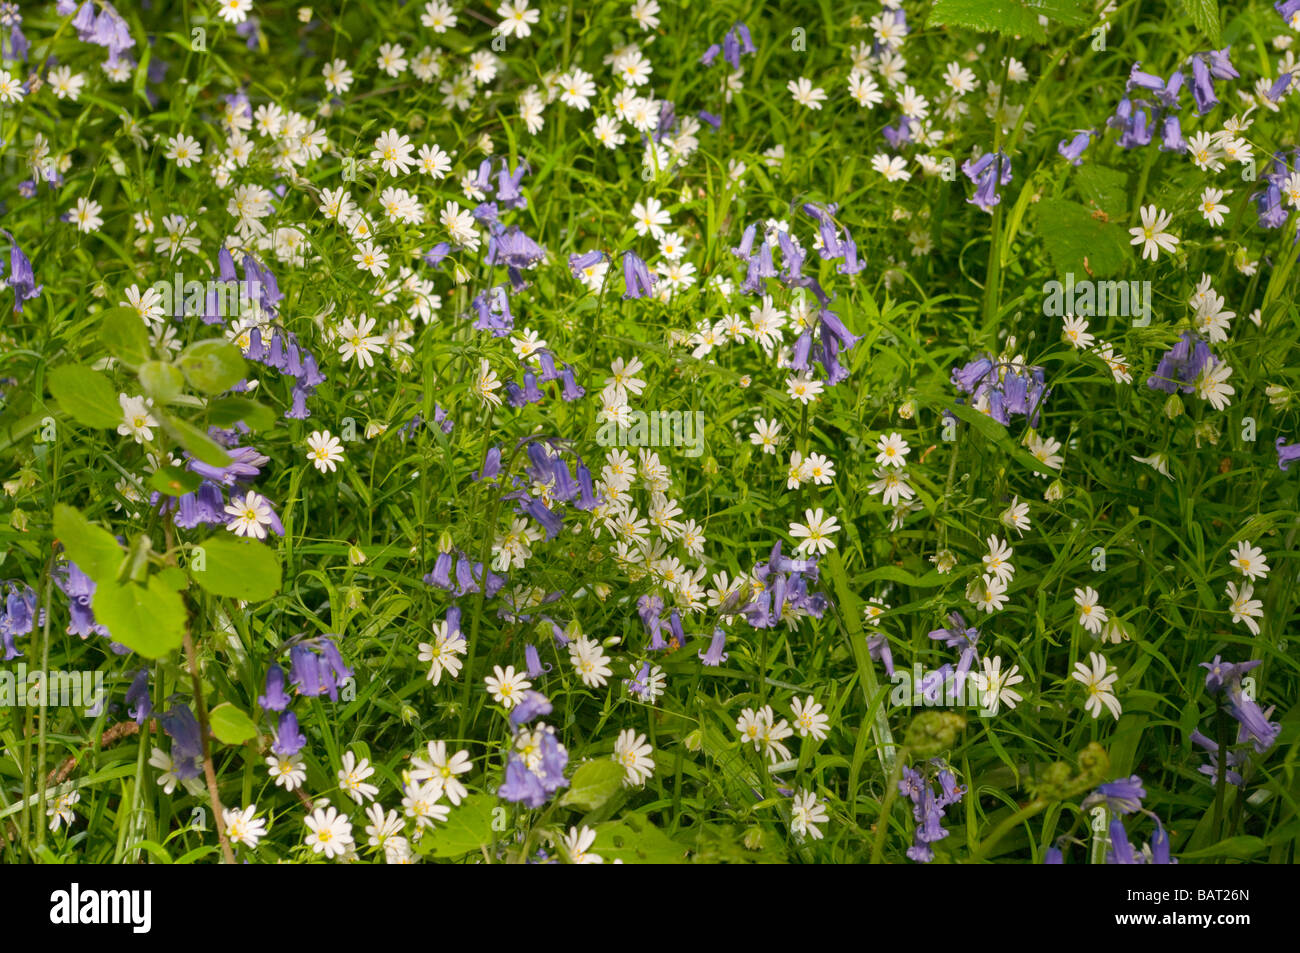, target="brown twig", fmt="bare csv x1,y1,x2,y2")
44,719,144,788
